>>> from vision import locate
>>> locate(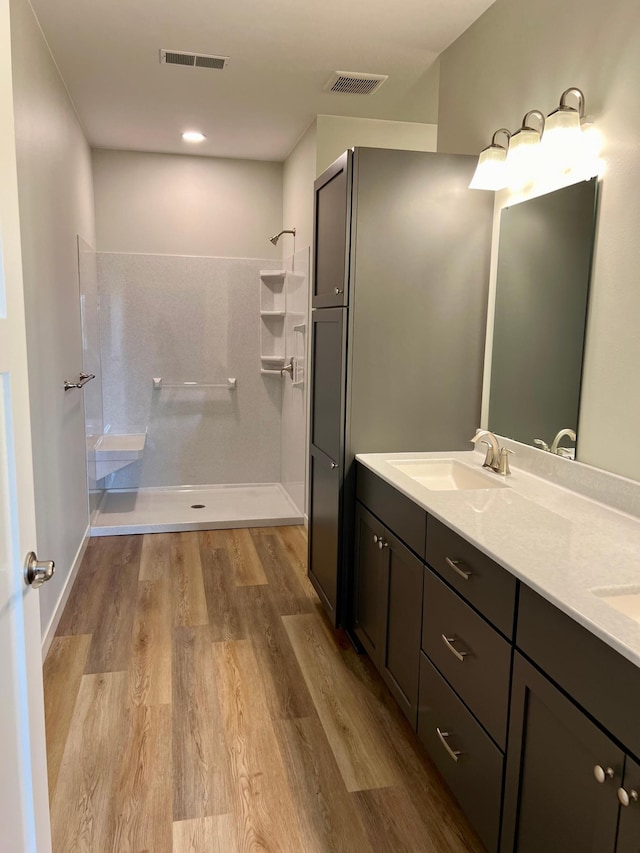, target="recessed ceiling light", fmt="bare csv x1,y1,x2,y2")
182,131,206,143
